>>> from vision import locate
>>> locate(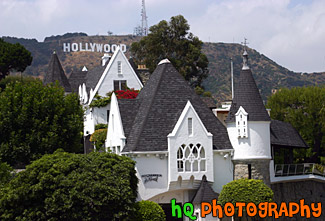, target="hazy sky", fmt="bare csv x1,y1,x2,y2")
1,0,325,73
